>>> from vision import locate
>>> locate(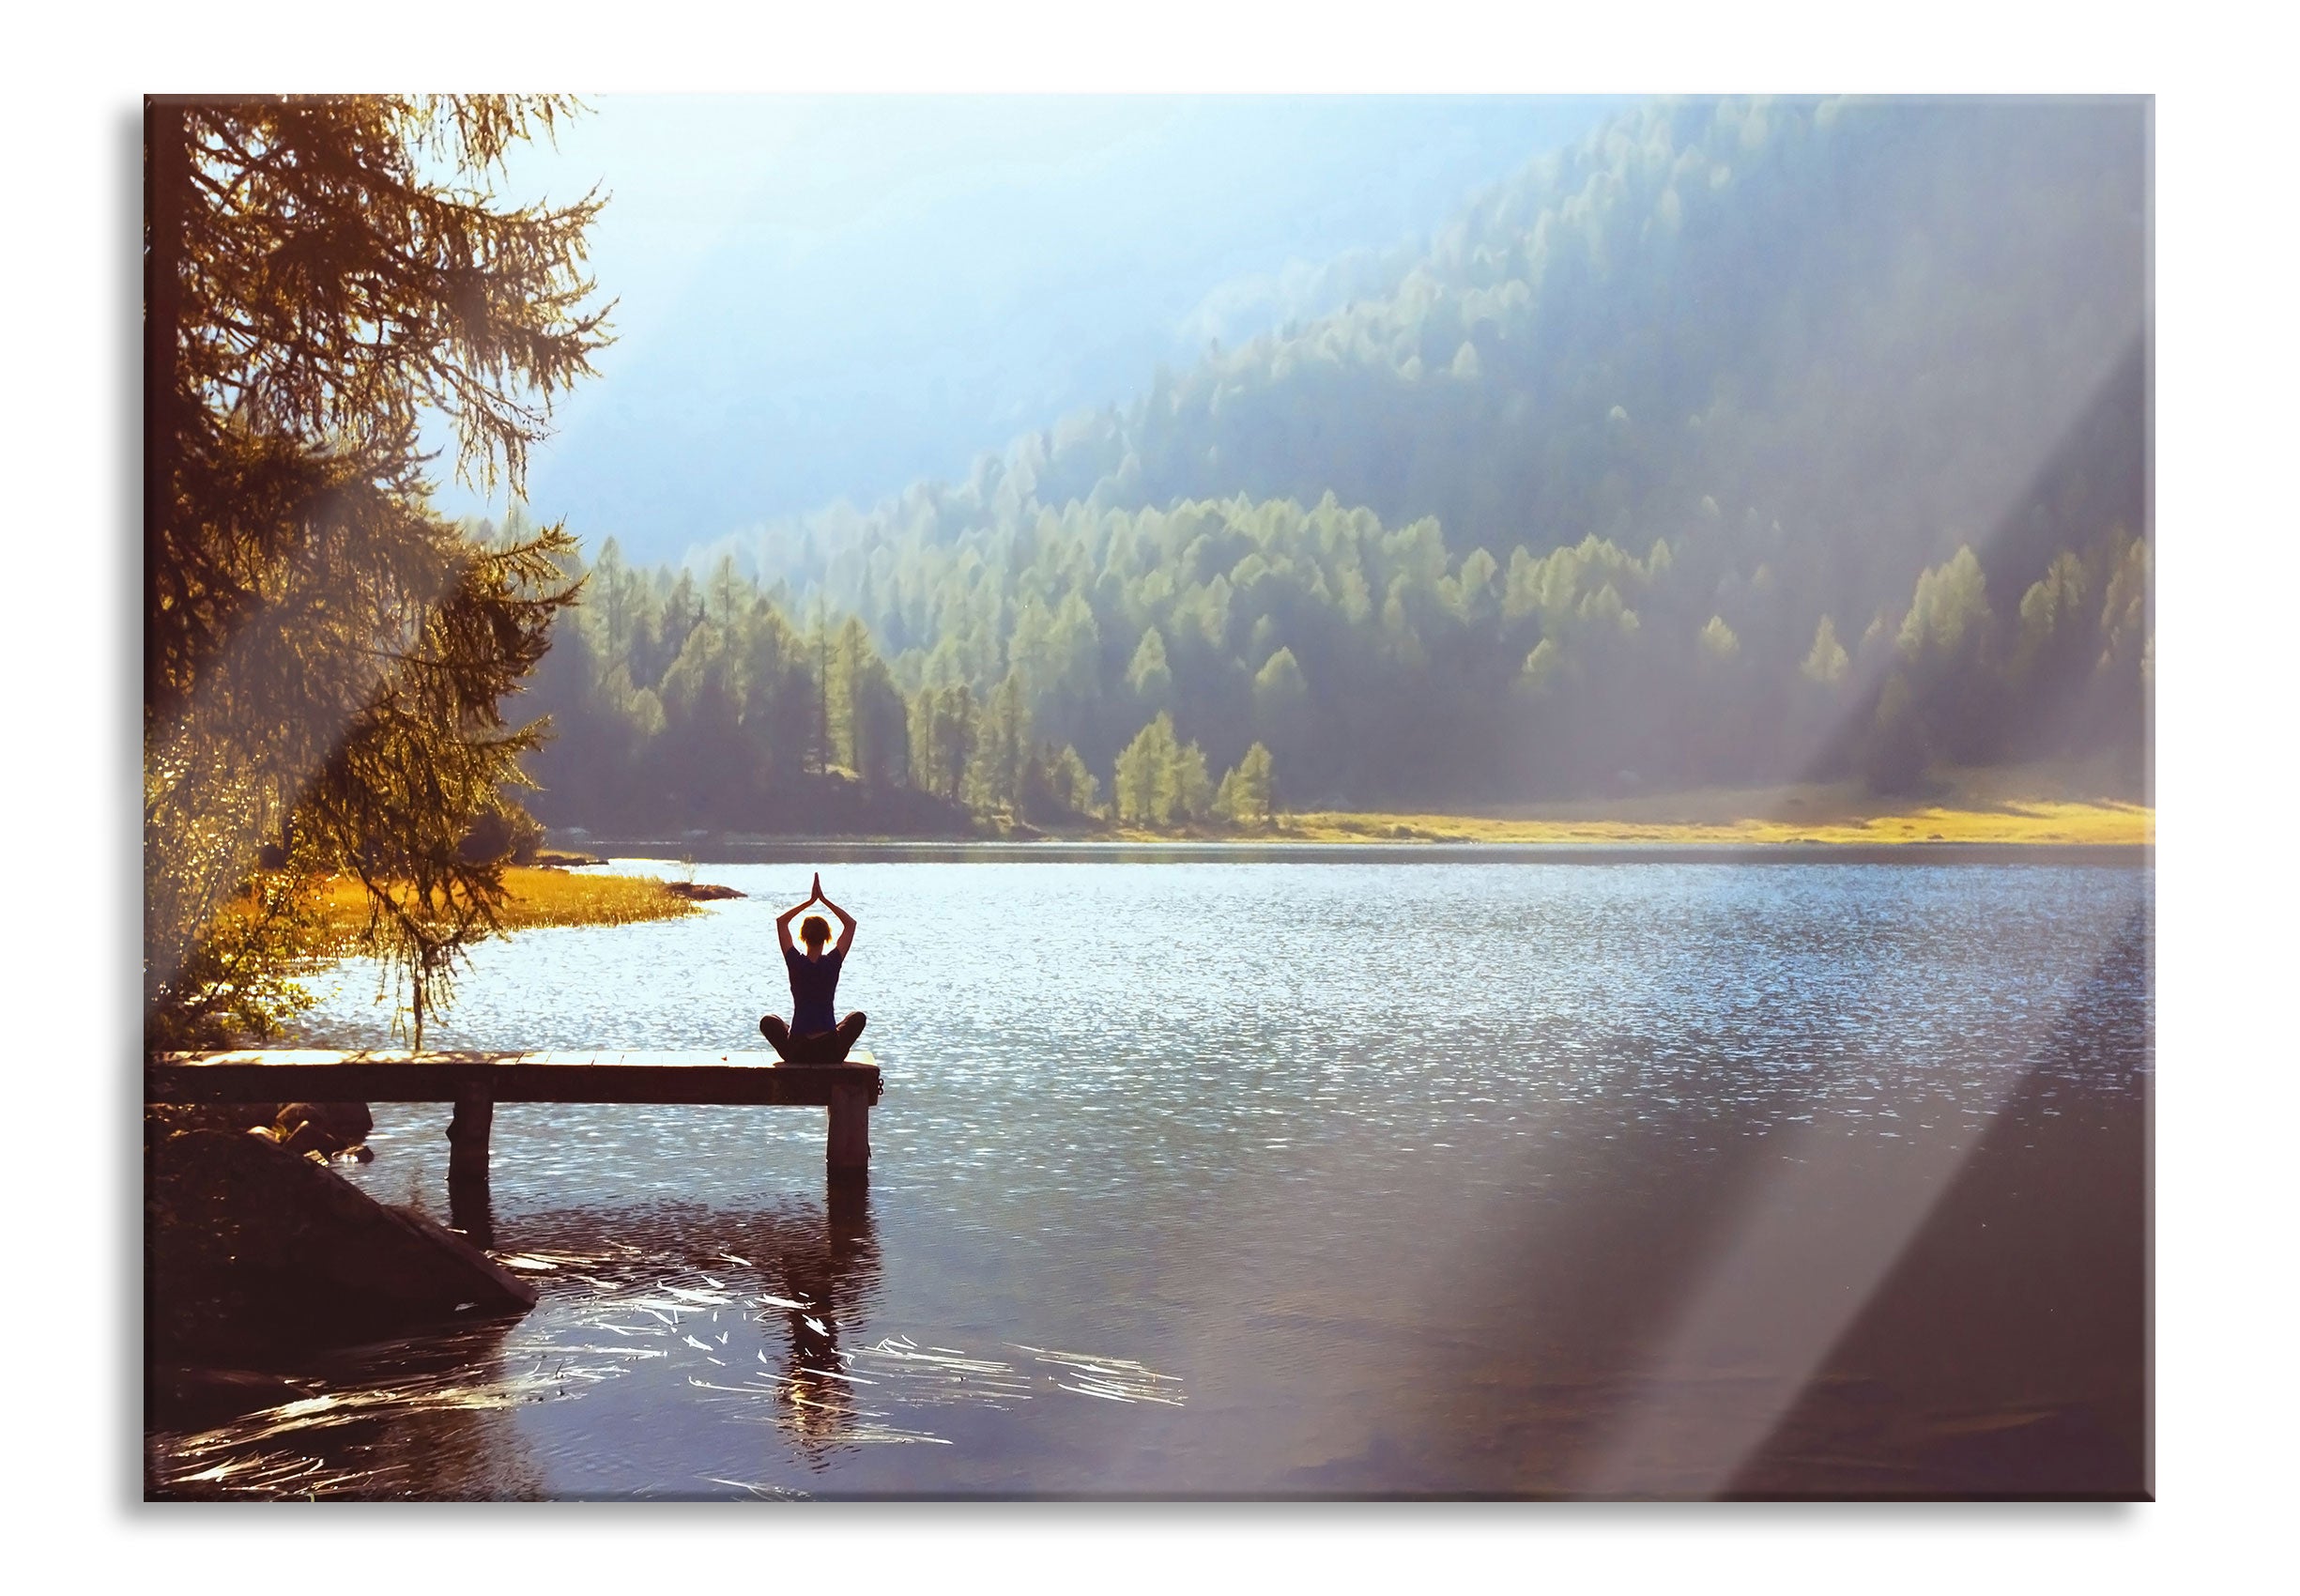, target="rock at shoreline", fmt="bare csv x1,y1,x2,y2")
150,1100,283,1137
147,1128,536,1365
665,881,744,901
273,1100,374,1158
147,1101,376,1160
